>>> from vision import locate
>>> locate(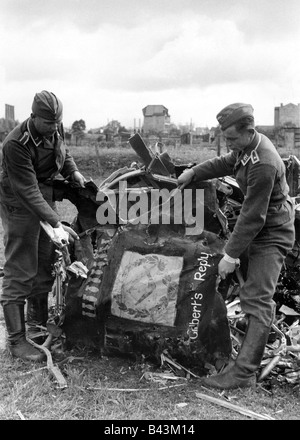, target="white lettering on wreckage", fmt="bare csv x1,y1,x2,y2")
188,252,212,340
